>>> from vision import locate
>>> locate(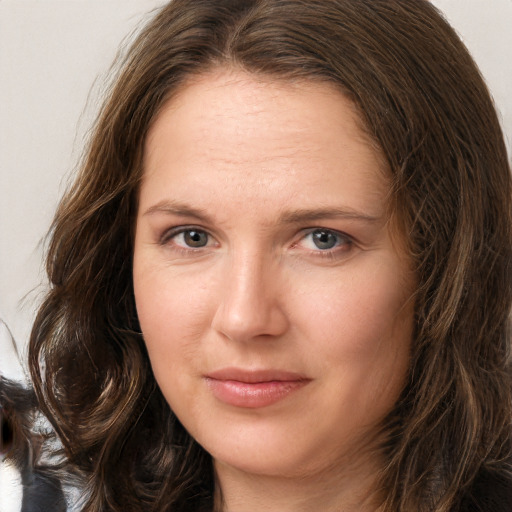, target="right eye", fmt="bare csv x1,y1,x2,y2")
161,227,214,249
